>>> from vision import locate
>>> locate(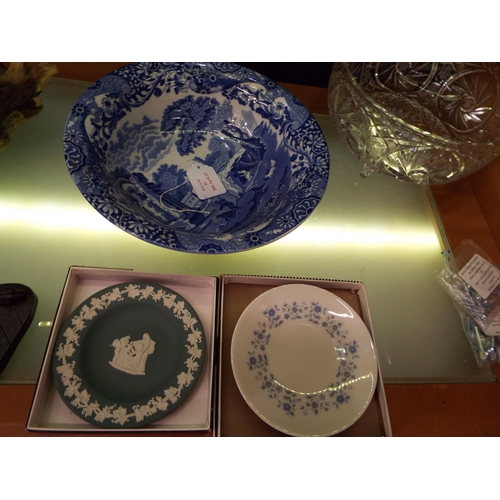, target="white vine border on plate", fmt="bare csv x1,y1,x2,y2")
54,283,204,426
